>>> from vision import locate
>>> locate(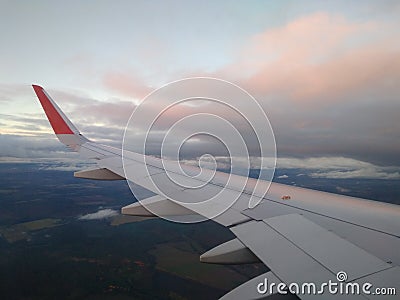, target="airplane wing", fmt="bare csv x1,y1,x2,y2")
33,85,400,299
